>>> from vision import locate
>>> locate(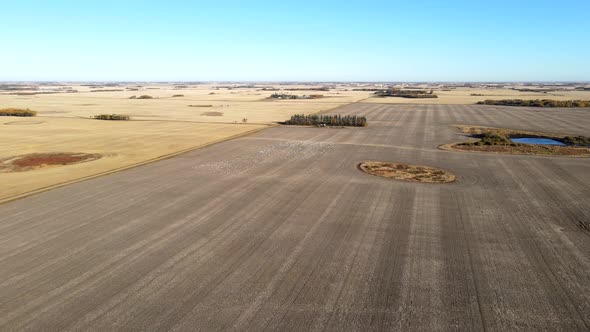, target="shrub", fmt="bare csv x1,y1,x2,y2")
561,136,590,146
172,94,184,97
137,95,153,99
0,108,37,116
94,114,130,120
